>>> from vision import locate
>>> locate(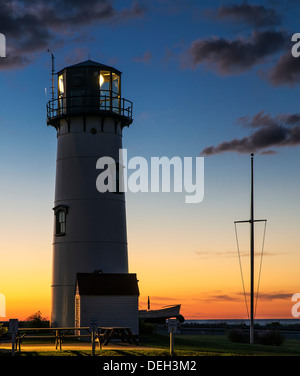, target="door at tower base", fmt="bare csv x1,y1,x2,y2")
75,272,140,335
